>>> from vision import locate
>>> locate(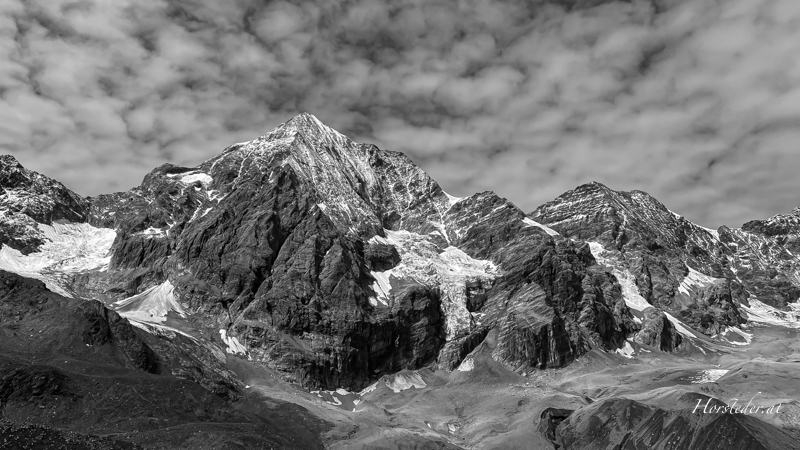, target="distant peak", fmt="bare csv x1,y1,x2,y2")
573,181,614,195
